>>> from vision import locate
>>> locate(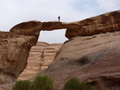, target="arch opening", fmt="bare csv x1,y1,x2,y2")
39,29,67,44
